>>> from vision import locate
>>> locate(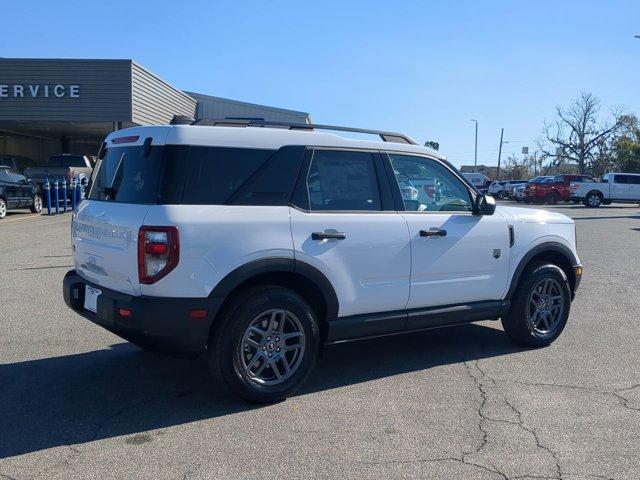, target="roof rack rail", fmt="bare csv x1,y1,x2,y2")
190,118,417,145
